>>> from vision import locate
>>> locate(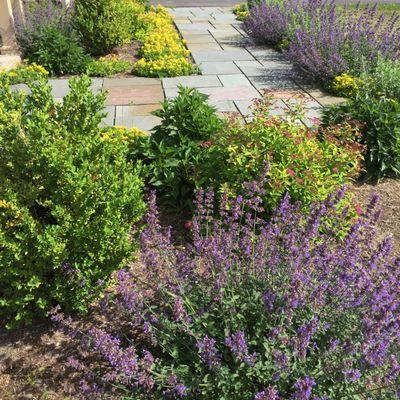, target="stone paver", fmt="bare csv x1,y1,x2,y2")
183,34,219,44
115,115,162,131
103,77,160,88
200,86,261,102
101,106,116,127
200,61,241,75
105,85,164,106
187,43,222,51
218,74,252,87
191,49,255,63
9,6,345,129
162,75,222,89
